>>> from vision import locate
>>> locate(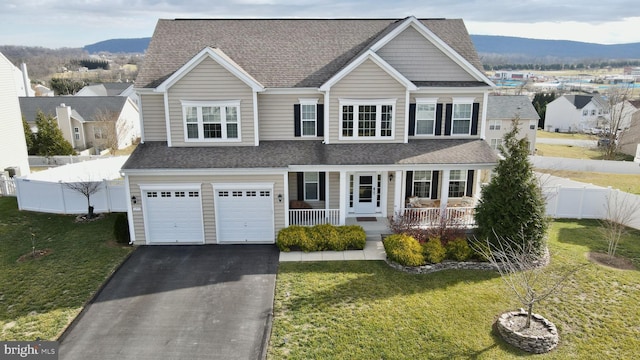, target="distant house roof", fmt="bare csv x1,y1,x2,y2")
136,17,485,89
122,139,498,170
76,83,132,97
487,95,540,121
628,99,640,109
561,94,608,110
19,96,128,123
